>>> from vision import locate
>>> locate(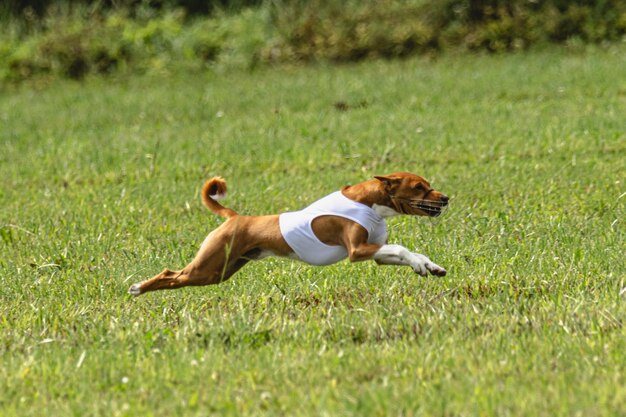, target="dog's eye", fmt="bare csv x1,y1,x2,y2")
414,183,425,190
